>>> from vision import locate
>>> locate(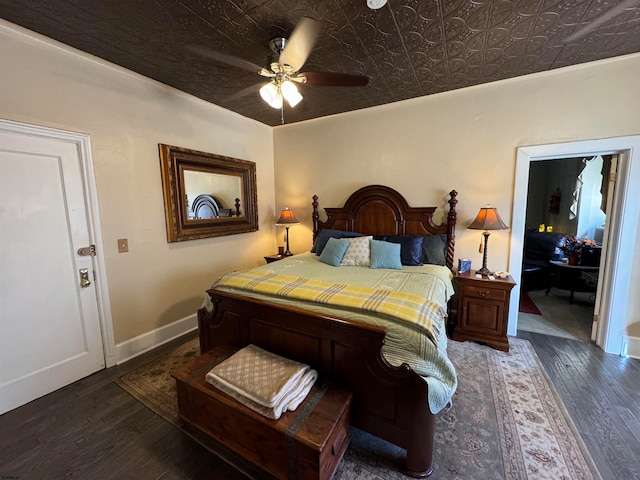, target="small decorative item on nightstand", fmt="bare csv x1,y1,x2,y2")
458,258,471,273
453,270,515,352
